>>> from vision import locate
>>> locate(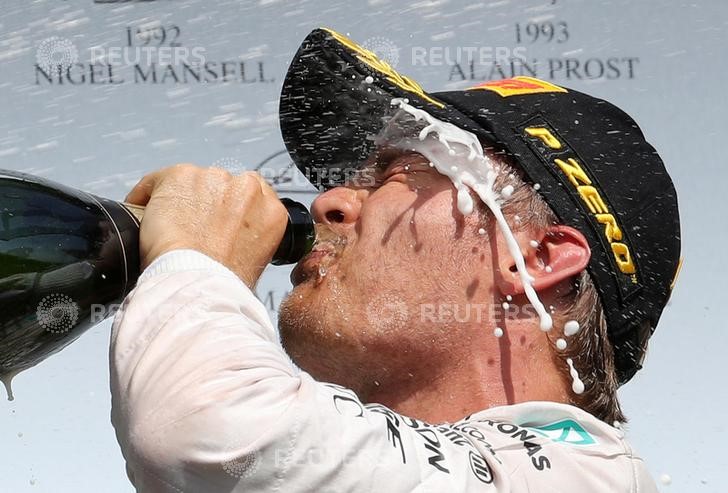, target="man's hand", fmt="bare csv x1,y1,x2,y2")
125,164,288,288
